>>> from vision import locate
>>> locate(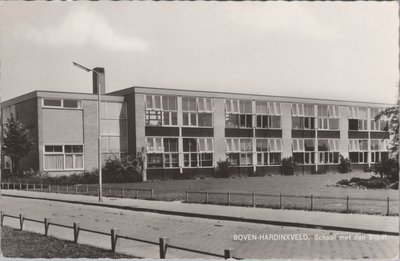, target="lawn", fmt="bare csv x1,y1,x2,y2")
88,171,398,215
1,226,133,258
